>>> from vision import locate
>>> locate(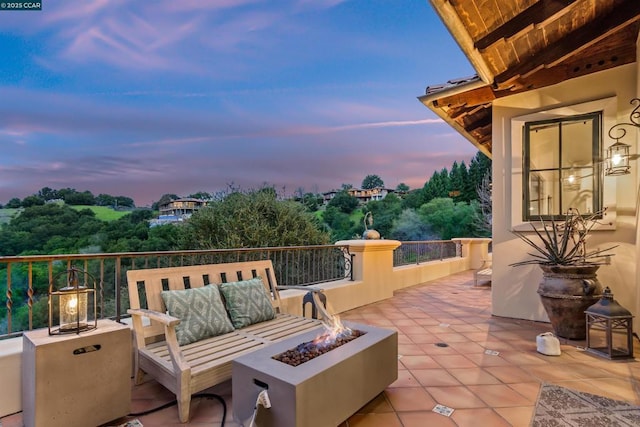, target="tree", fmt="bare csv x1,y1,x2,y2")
179,189,330,249
58,188,95,205
449,161,470,202
362,193,402,238
21,195,45,207
473,171,492,236
95,194,115,207
0,204,103,255
361,174,384,189
301,193,322,212
322,206,358,241
6,198,21,208
468,151,492,195
327,190,359,214
423,168,450,203
188,191,212,201
114,196,135,208
418,198,477,240
37,187,59,201
389,209,437,241
396,183,410,192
